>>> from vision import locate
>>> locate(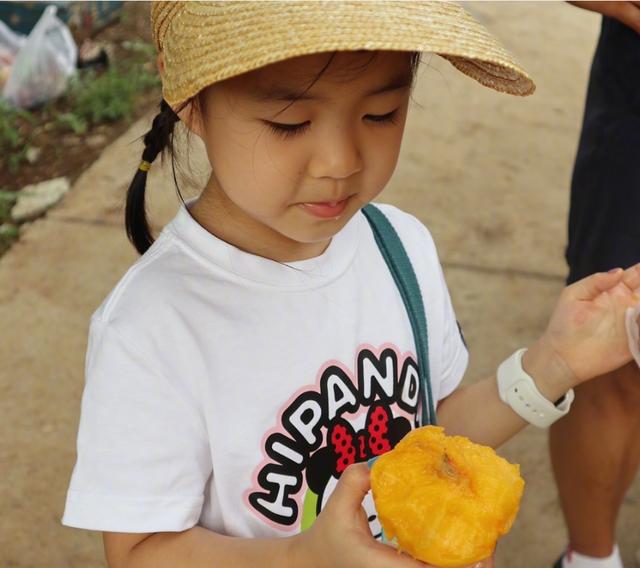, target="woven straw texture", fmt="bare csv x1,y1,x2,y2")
151,1,535,106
